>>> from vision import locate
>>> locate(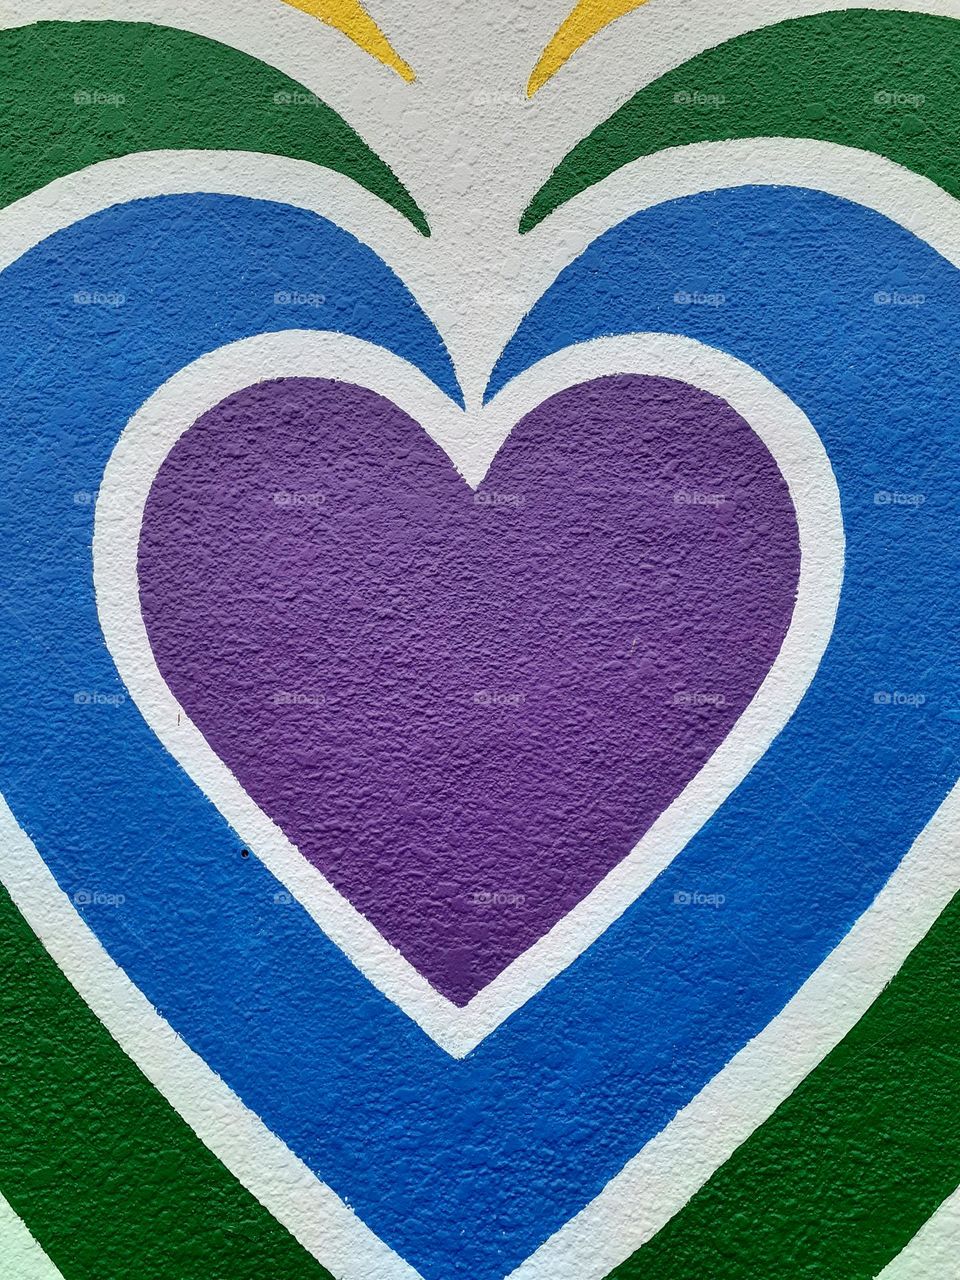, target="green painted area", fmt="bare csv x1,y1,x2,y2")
0,886,331,1280
0,20,428,235
606,892,960,1280
521,10,960,232
1,877,957,1279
